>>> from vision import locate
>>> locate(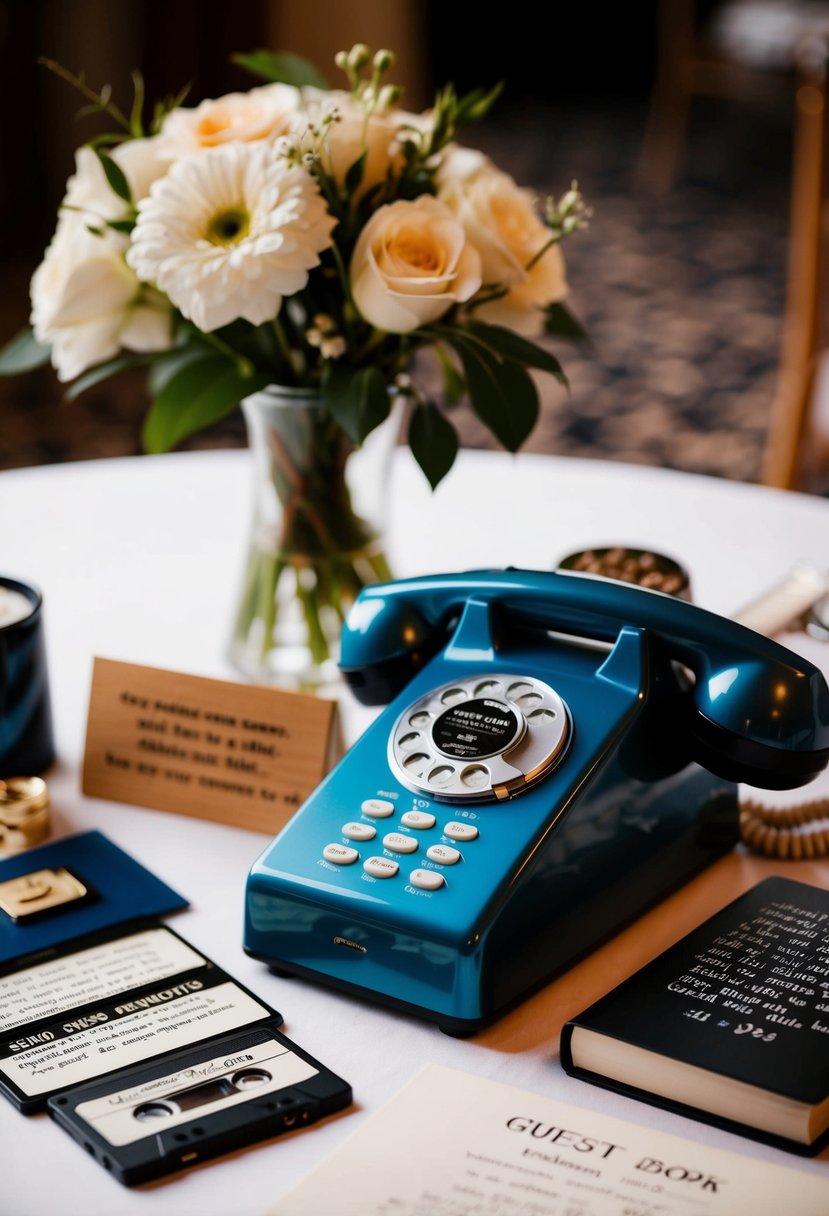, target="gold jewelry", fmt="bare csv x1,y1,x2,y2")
0,777,51,855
